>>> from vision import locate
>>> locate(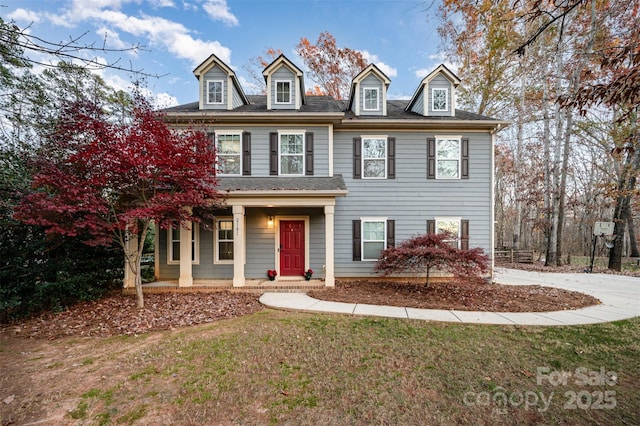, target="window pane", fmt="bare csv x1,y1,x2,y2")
363,221,384,240
438,160,459,178
363,242,384,259
280,134,303,154
217,135,241,154
433,89,447,110
437,220,459,236
219,242,234,260
172,242,180,261
364,88,378,109
437,139,459,158
281,155,303,174
208,81,222,103
276,81,290,103
364,159,386,178
363,139,386,158
218,156,240,174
